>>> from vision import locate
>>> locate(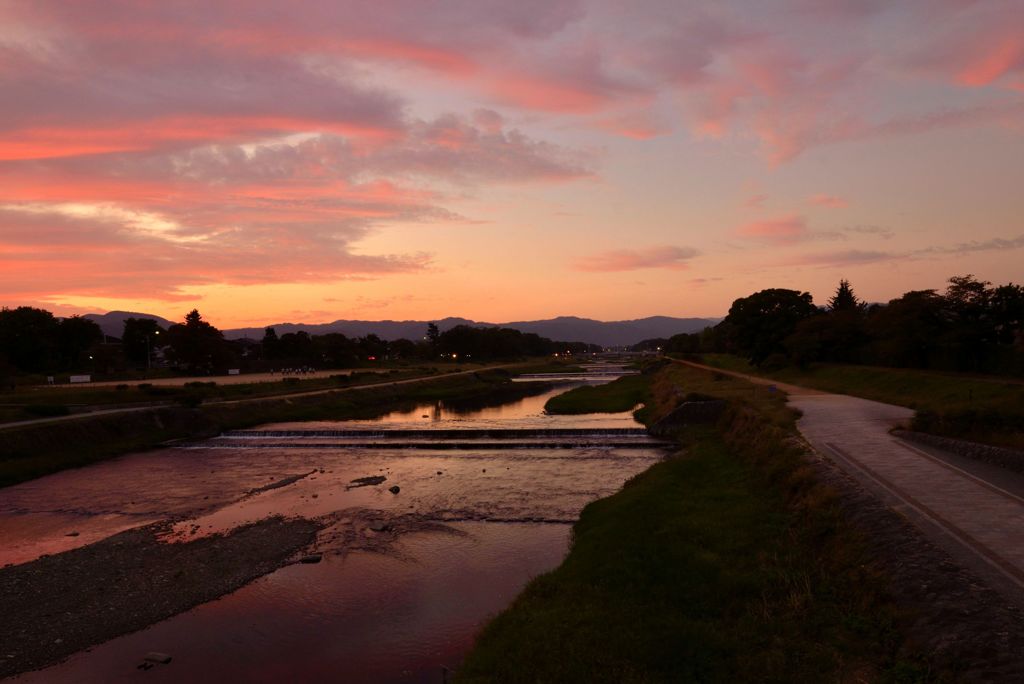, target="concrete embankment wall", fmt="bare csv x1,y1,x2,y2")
894,429,1024,473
